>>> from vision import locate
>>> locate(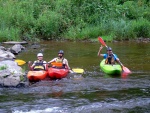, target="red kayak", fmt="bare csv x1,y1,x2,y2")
48,67,69,79
27,71,48,82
